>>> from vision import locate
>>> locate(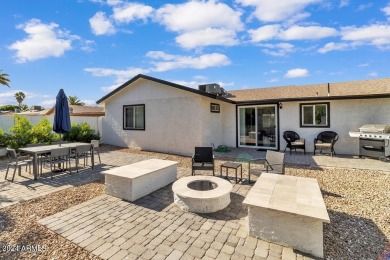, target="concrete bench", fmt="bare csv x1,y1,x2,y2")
243,173,330,258
102,159,178,202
